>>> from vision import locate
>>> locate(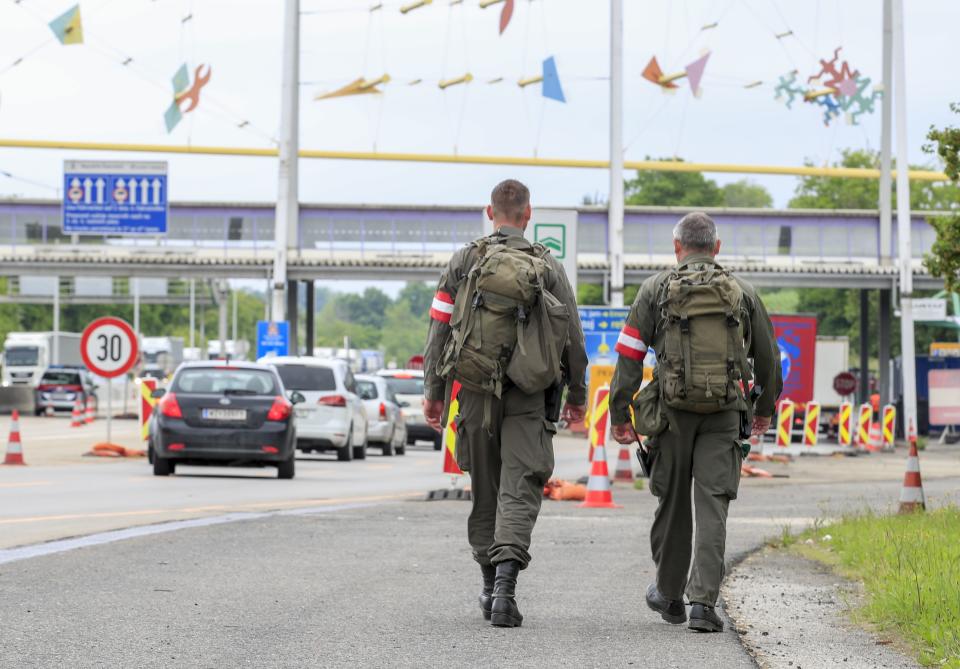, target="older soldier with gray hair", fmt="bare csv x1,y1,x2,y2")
609,211,781,633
